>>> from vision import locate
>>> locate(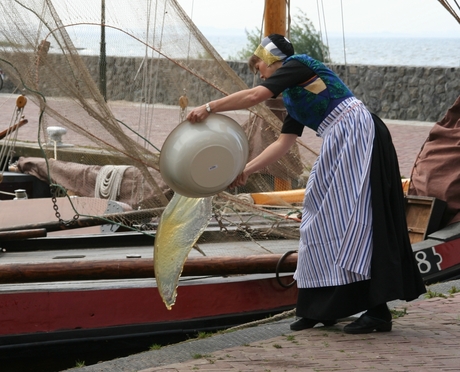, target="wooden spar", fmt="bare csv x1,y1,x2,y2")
250,179,411,206
0,253,298,284
0,228,47,241
251,189,305,205
0,206,164,233
0,119,28,140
